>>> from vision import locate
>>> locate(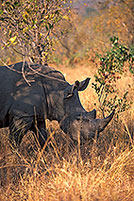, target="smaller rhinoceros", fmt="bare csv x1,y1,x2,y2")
0,62,114,149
